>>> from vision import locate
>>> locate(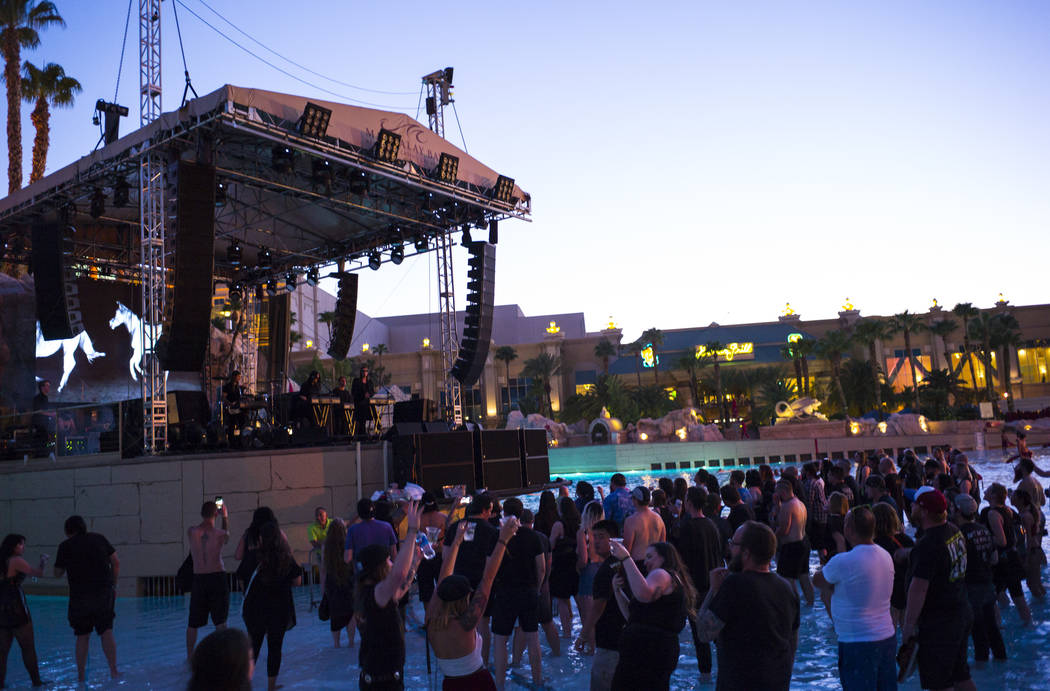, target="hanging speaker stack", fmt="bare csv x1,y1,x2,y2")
31,224,83,340
327,272,359,360
451,241,495,386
